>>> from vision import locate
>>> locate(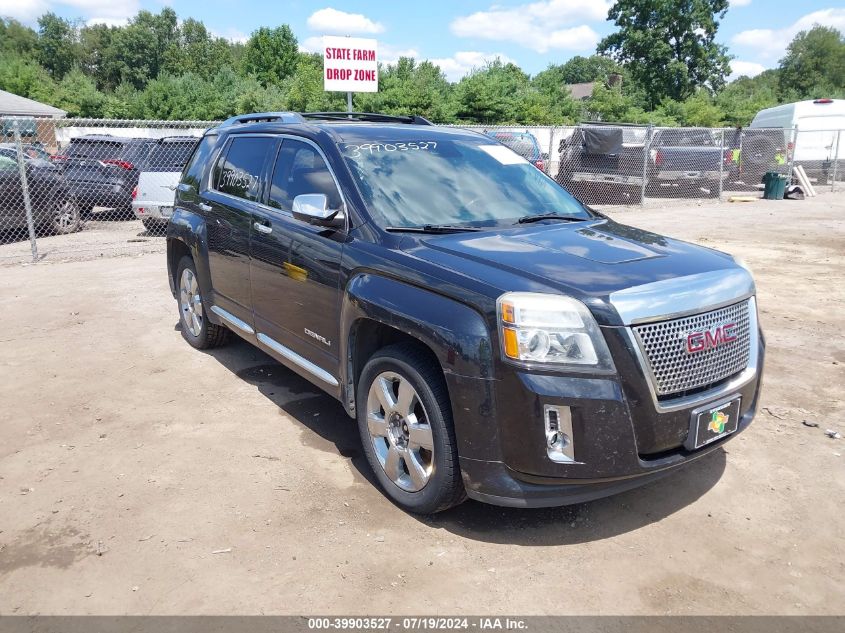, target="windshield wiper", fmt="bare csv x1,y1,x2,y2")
385,224,483,234
517,214,587,224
